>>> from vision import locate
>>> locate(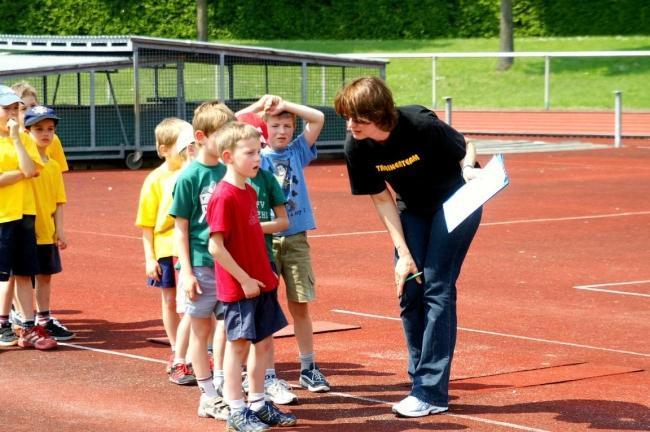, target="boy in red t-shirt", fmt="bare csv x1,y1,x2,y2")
206,122,296,431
